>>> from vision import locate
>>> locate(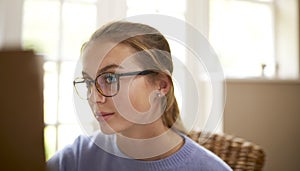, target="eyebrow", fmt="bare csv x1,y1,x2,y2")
97,64,123,75
82,64,124,78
